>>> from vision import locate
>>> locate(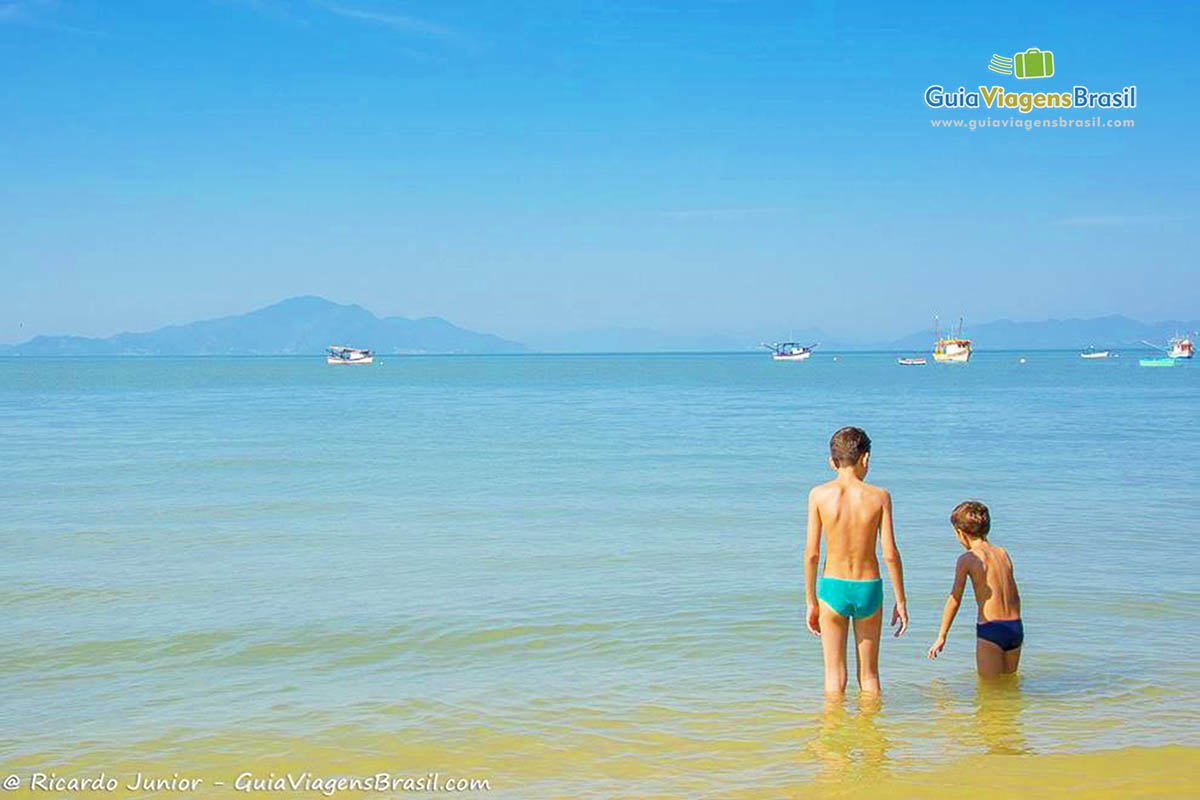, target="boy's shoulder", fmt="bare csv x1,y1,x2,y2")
808,480,888,497
956,549,990,575
857,482,892,507
808,479,837,498
808,481,890,512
